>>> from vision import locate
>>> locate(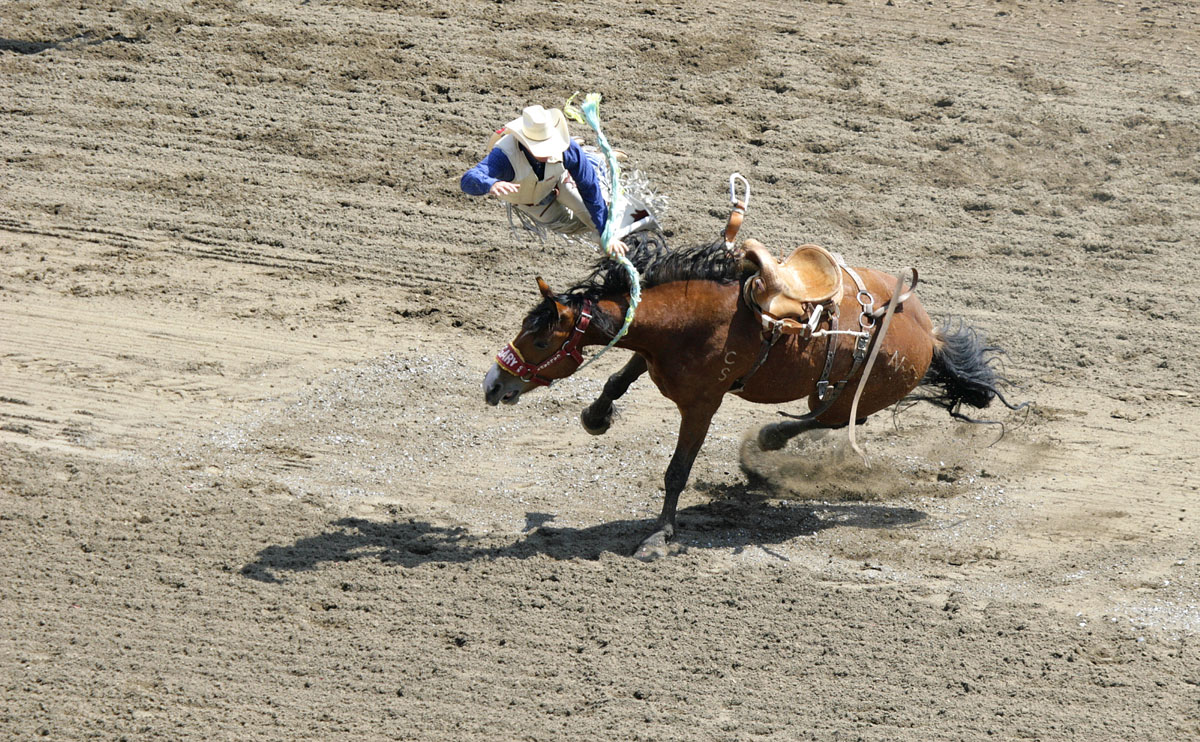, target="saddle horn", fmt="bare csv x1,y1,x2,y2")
741,239,782,292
